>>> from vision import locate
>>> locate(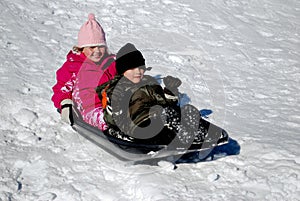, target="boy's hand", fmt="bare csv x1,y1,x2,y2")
163,76,182,89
